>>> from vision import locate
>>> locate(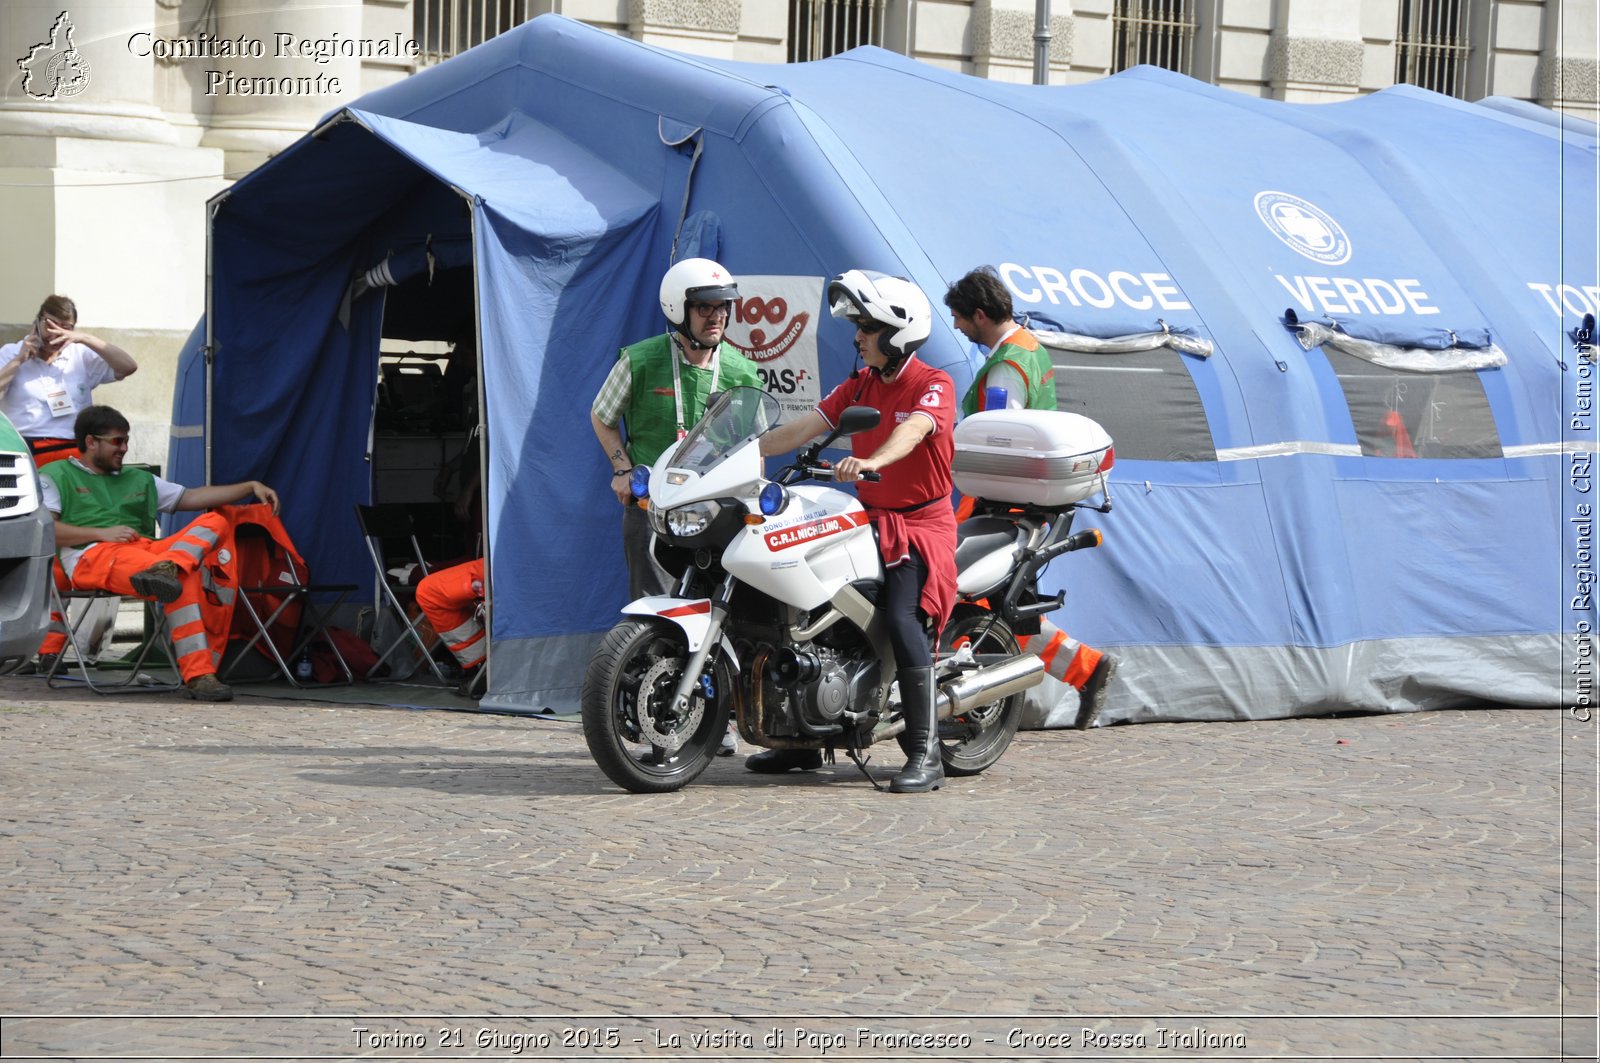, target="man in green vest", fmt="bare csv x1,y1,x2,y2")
36,405,280,702
943,266,1119,729
590,257,761,756
944,266,1057,414
590,257,761,601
